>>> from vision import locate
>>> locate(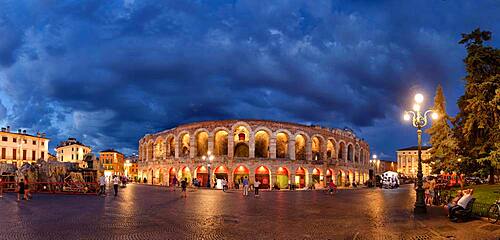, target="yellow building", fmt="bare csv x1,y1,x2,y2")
124,155,139,181
397,146,432,177
55,138,92,167
0,127,50,168
100,149,125,177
